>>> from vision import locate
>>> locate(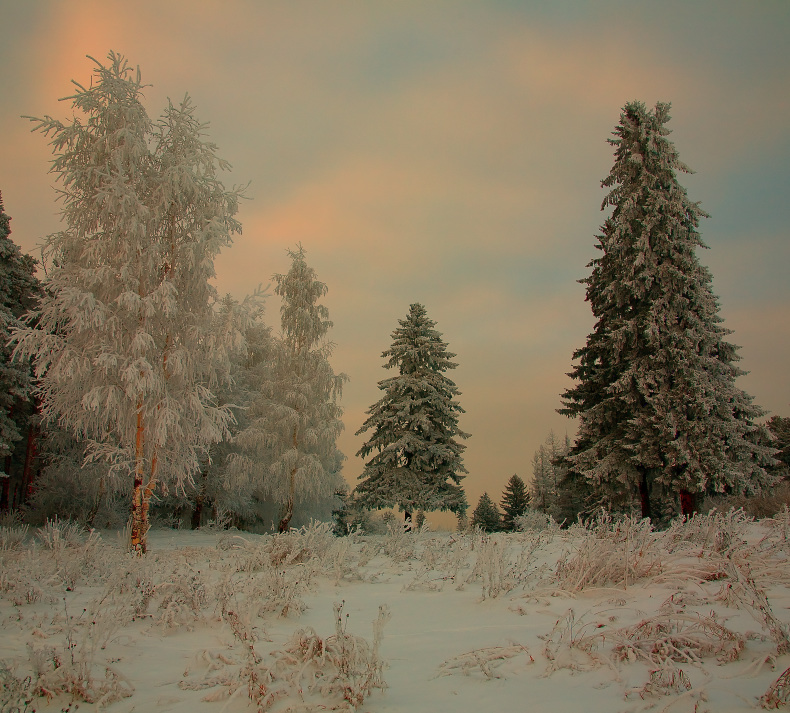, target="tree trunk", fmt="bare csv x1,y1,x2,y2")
86,477,106,529
679,490,697,517
638,471,652,520
278,459,297,533
130,406,147,555
21,423,39,503
1,452,11,510
191,495,204,530
0,473,9,511
278,494,294,533
191,468,209,529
